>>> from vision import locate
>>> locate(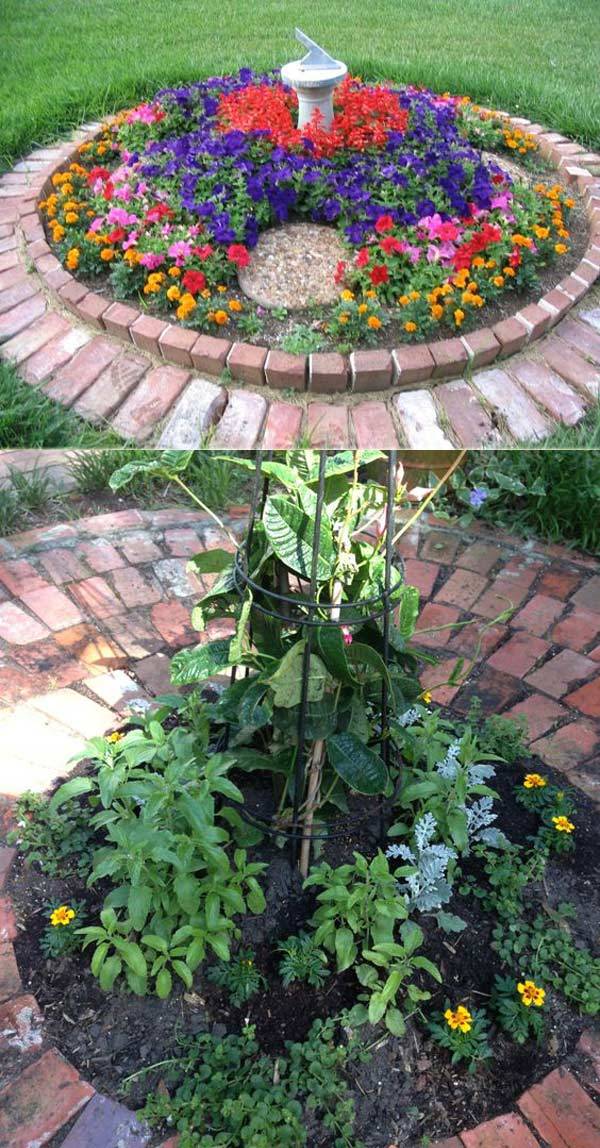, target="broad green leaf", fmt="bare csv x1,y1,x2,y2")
335,927,357,972
109,451,192,490
189,549,233,574
91,943,108,977
447,808,469,851
263,495,334,581
368,991,387,1025
170,638,232,685
229,594,252,664
174,874,201,914
141,933,168,953
400,920,423,955
128,885,152,932
397,585,420,640
327,732,388,795
268,642,331,708
172,959,193,989
156,968,172,998
436,911,467,933
49,776,94,813
114,940,147,978
99,955,122,991
385,1007,406,1036
316,626,355,686
346,643,391,687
